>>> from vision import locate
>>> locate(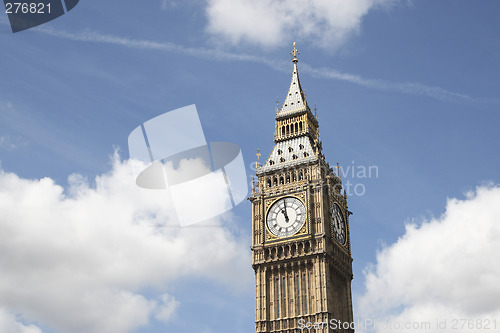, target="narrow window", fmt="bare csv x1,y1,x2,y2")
289,276,293,316
303,273,308,314
295,274,300,315
310,272,314,312
275,277,280,318
282,276,287,317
